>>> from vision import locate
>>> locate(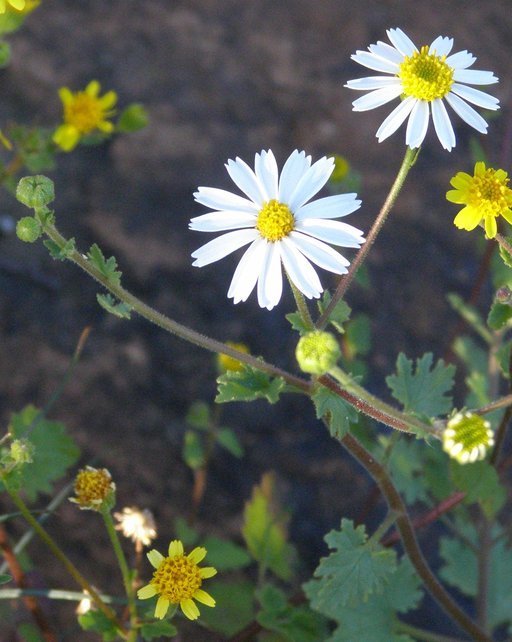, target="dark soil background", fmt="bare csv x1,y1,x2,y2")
1,1,512,640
